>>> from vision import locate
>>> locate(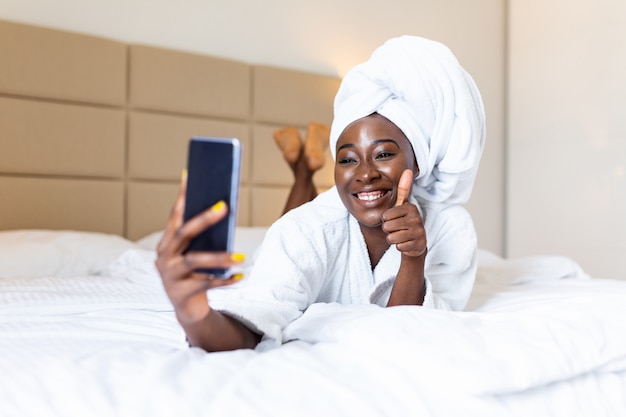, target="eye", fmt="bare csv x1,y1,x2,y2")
375,151,396,160
338,156,357,165
336,149,358,165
